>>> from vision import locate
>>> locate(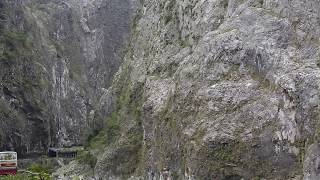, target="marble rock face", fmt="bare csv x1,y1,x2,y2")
86,0,320,179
